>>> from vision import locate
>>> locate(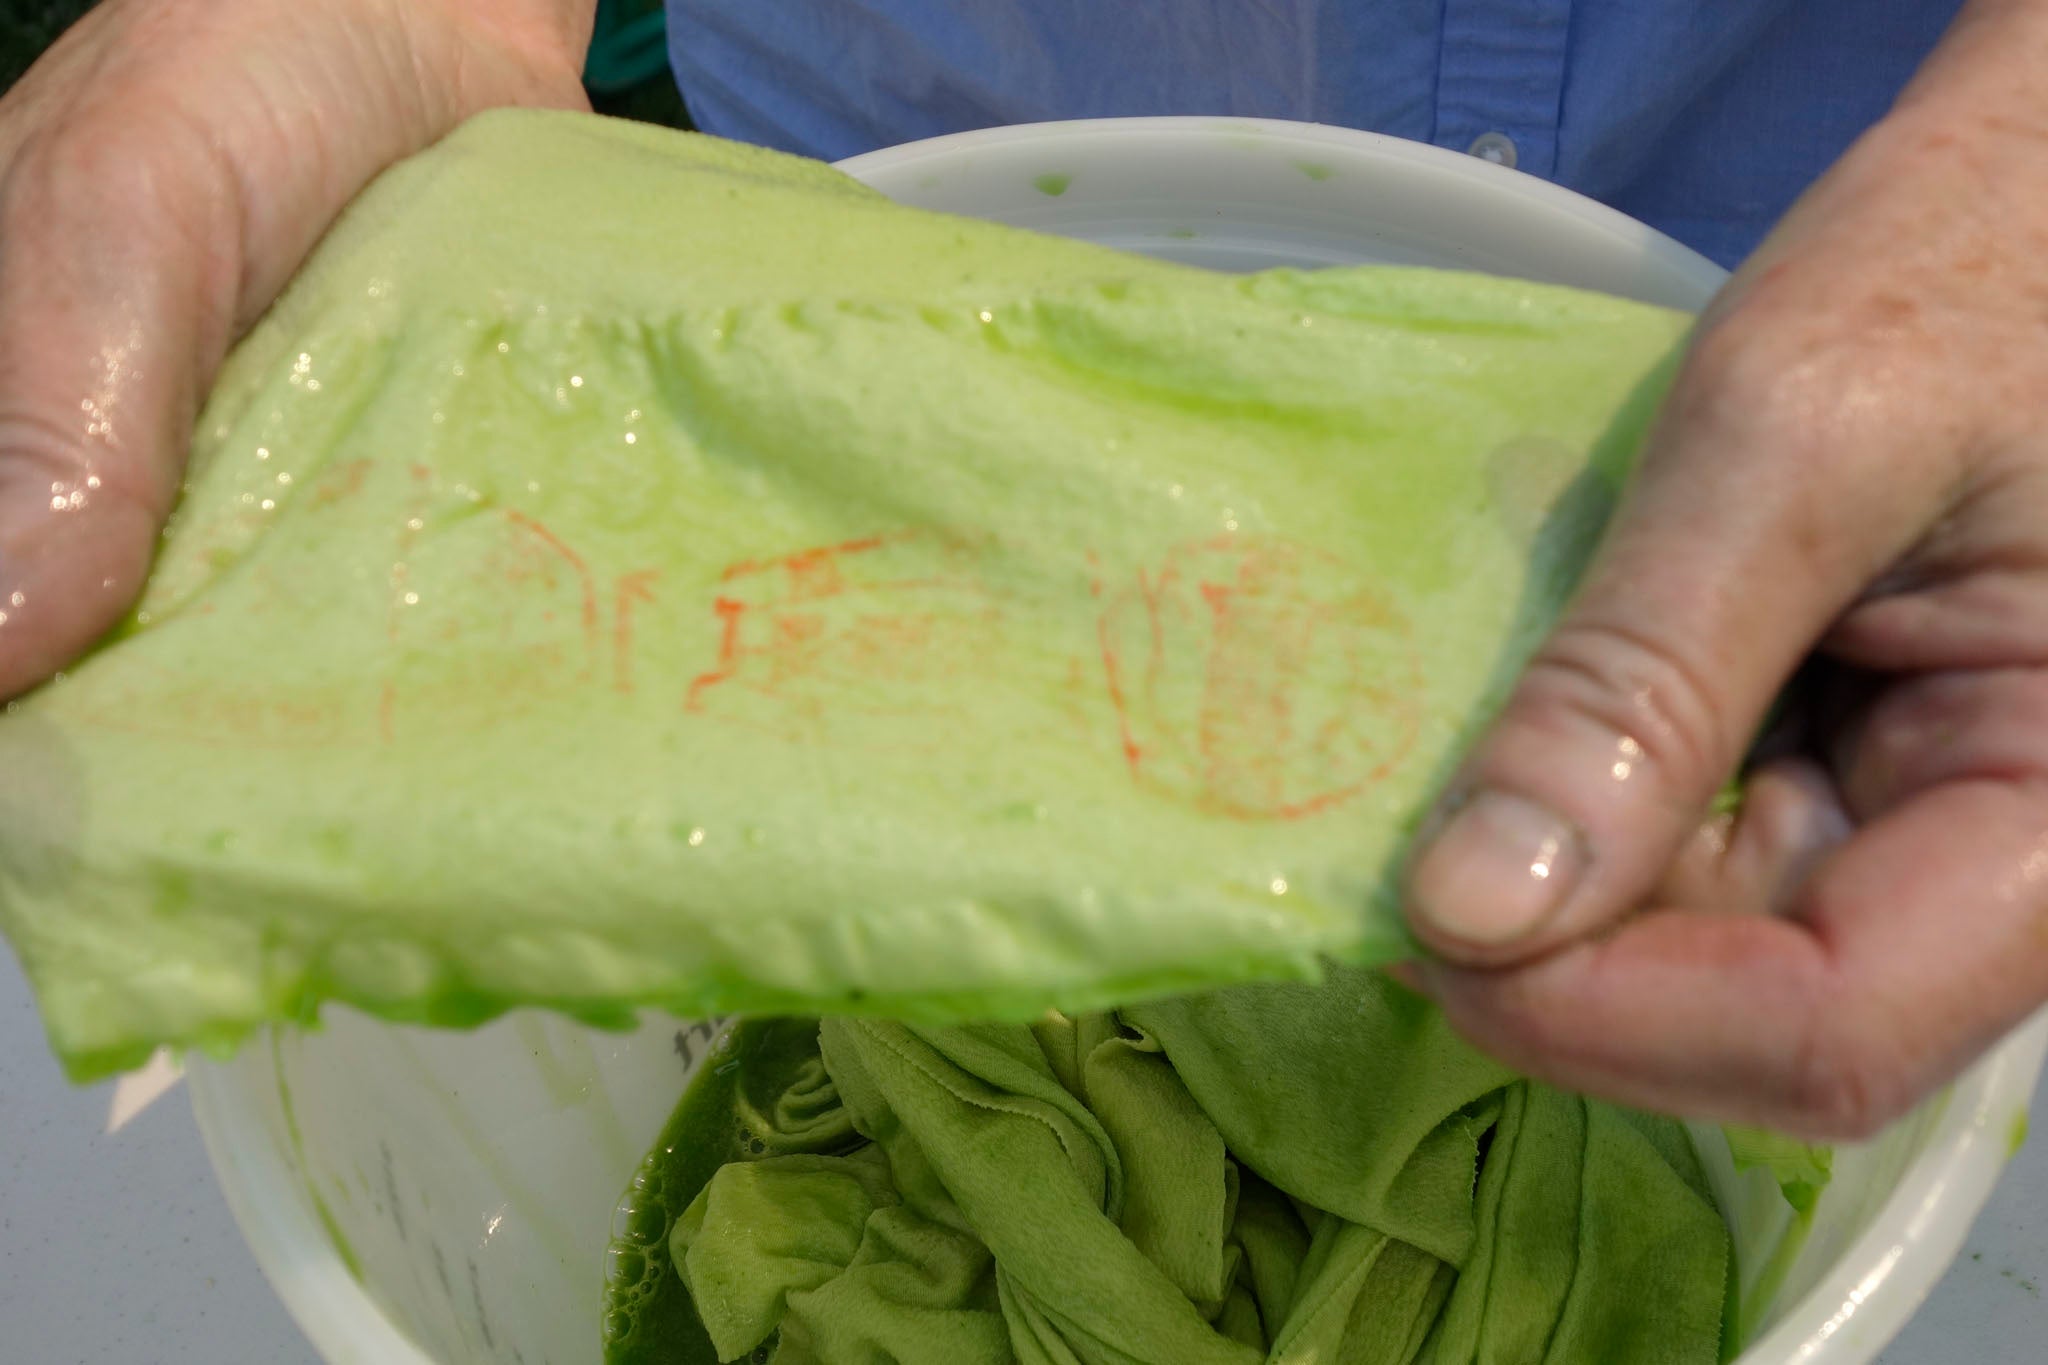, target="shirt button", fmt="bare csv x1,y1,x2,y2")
1467,132,1518,168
